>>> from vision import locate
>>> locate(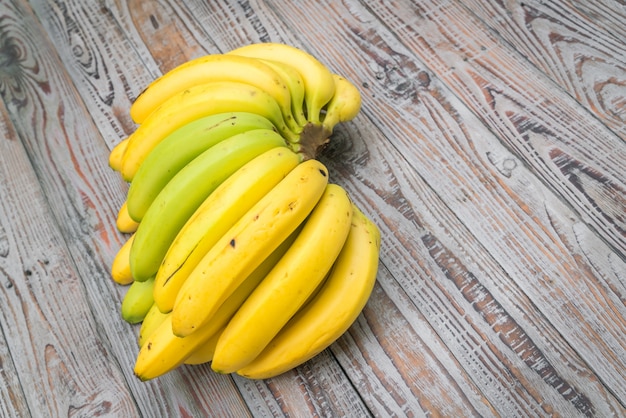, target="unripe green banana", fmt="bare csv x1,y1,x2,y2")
129,129,287,282
121,276,155,324
126,112,276,222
